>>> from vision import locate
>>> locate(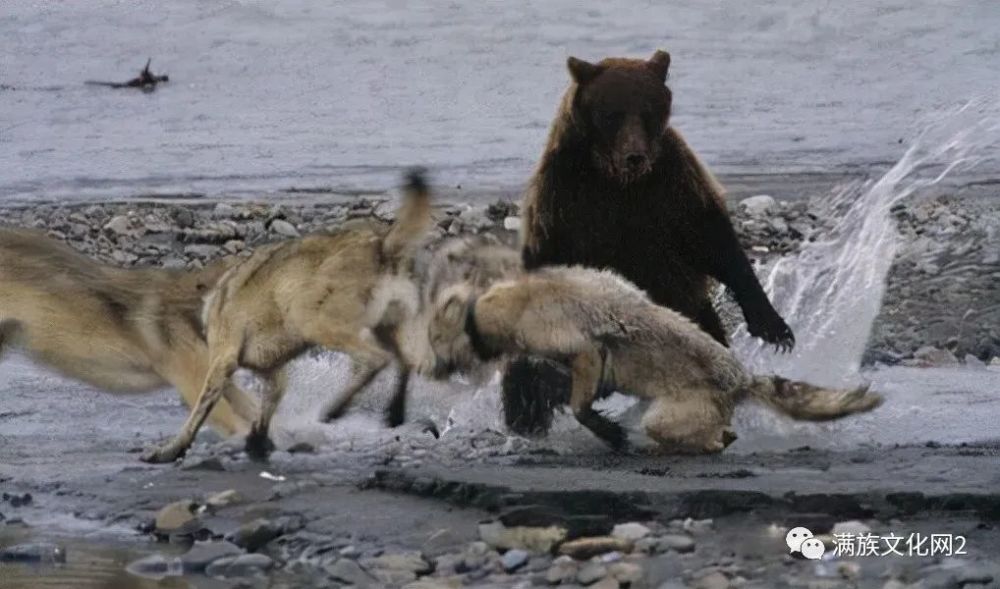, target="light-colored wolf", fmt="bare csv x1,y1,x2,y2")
0,229,258,436
424,266,882,454
142,170,434,463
